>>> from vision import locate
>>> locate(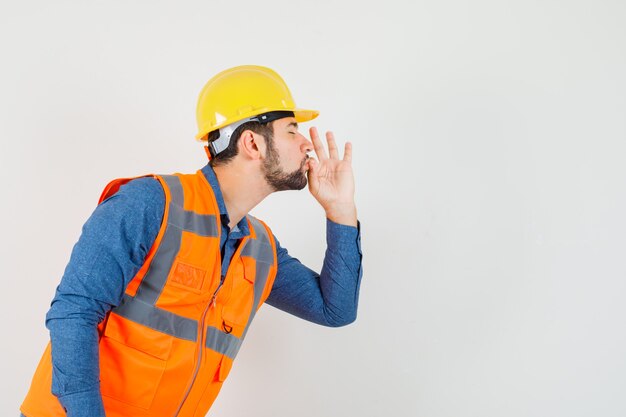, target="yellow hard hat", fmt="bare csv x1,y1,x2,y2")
195,65,319,140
